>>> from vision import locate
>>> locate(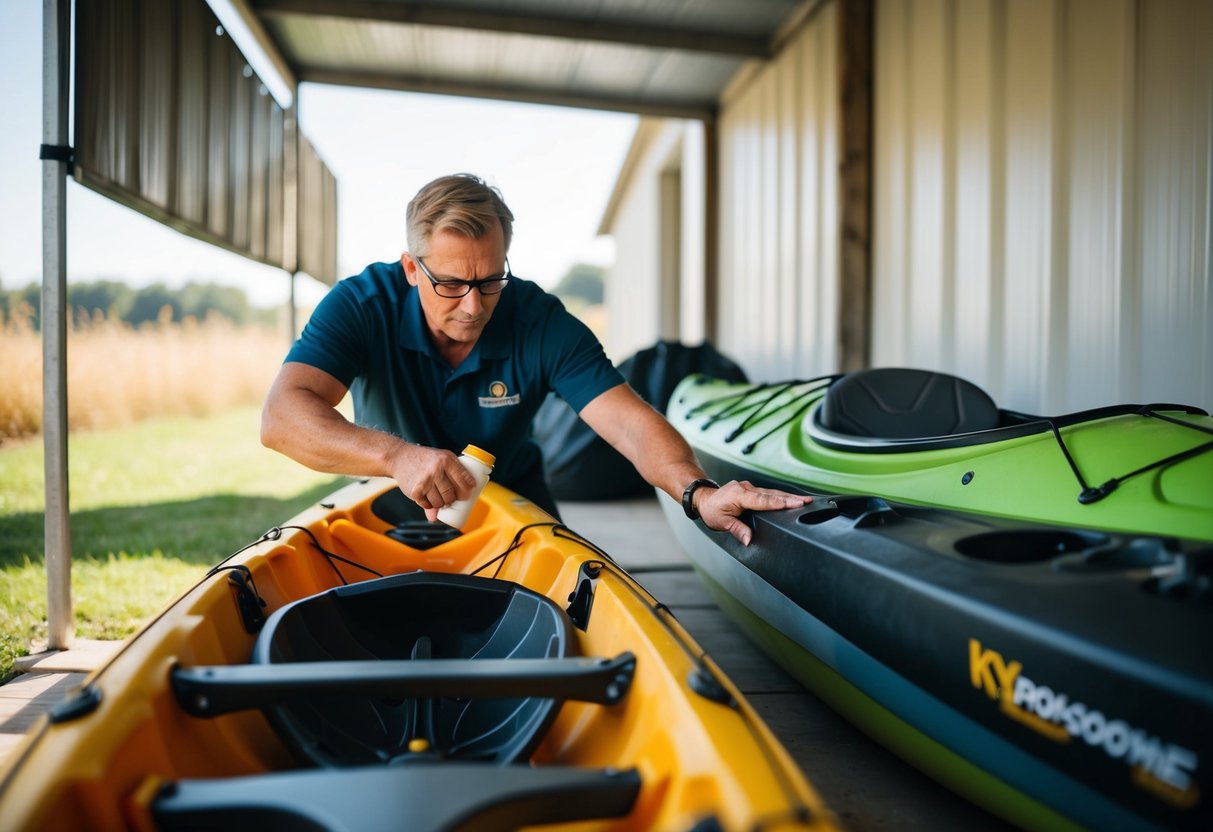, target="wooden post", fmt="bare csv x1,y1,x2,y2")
838,0,874,372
